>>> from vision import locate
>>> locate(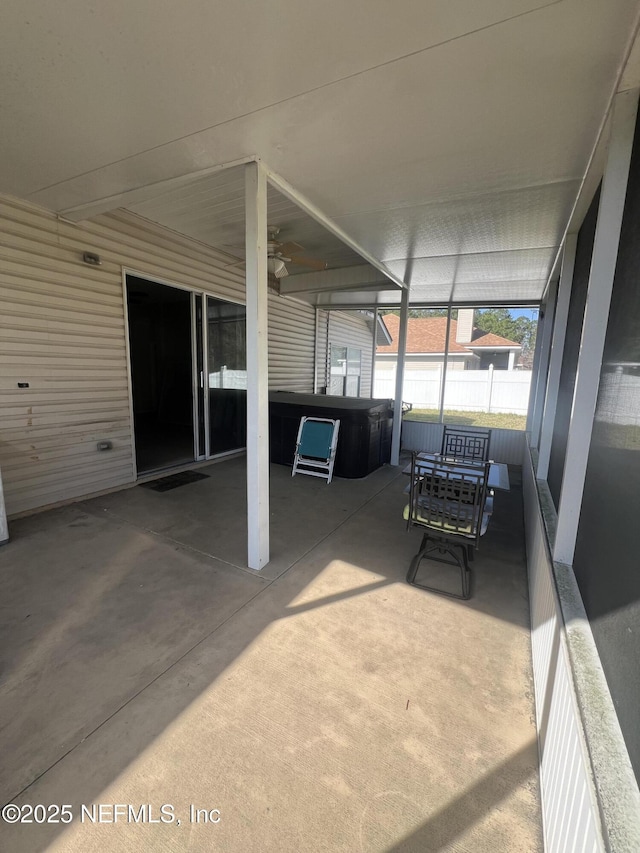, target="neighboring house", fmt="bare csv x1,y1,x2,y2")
376,310,522,375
